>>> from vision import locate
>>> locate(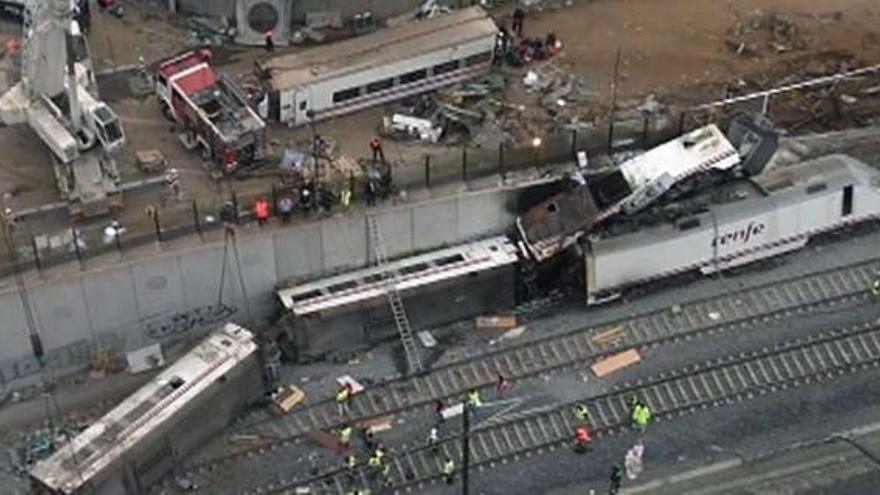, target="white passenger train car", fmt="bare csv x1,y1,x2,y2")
584,154,880,303
276,236,519,360
30,324,262,495
261,7,497,126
